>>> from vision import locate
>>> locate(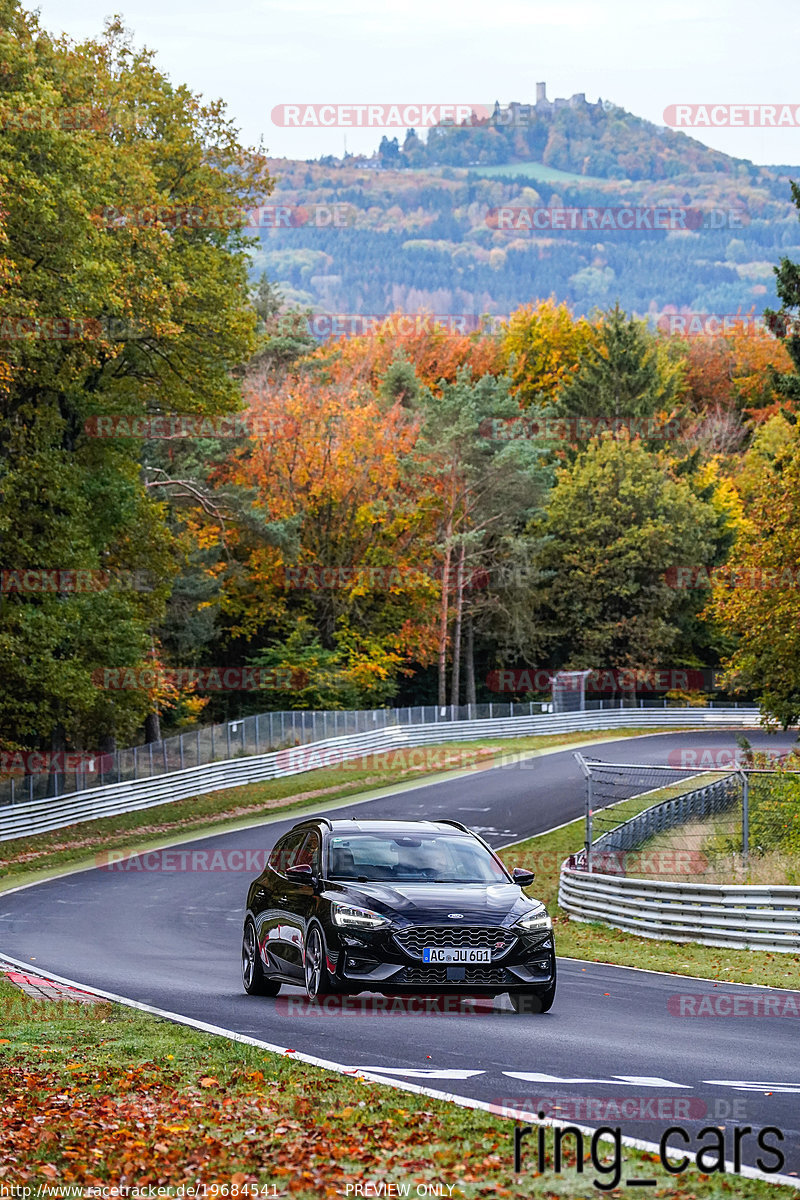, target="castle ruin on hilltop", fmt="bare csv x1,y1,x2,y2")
491,83,603,126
